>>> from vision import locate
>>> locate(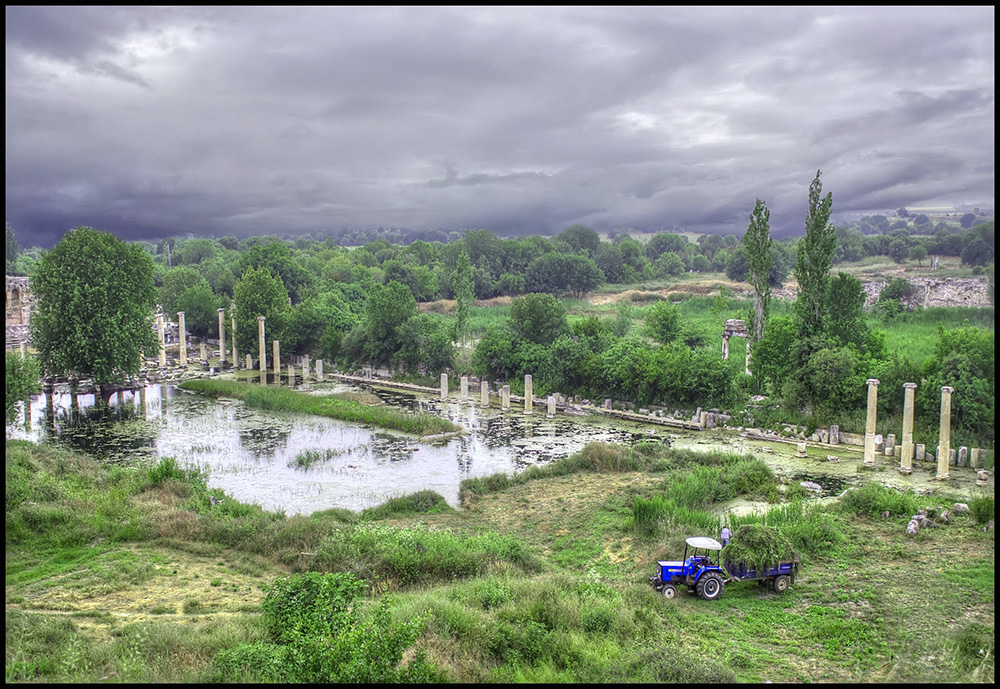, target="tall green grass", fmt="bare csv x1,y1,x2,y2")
178,379,461,436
